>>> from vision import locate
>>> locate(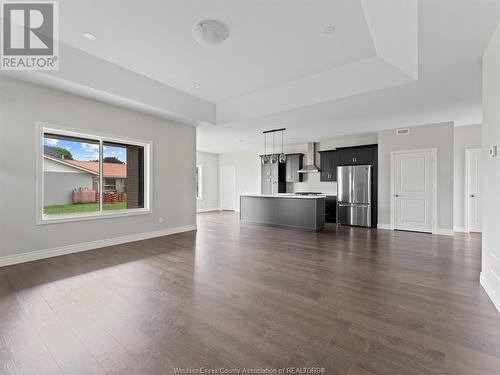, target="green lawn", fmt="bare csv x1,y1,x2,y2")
44,202,127,215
